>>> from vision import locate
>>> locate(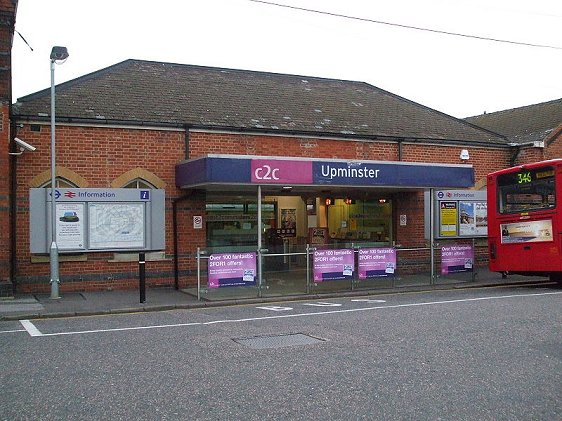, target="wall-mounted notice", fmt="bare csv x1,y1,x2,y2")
459,202,488,236
313,248,354,282
208,252,256,288
309,228,328,245
475,202,488,236
56,203,85,250
441,245,473,275
440,202,458,236
279,208,297,237
358,247,396,279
